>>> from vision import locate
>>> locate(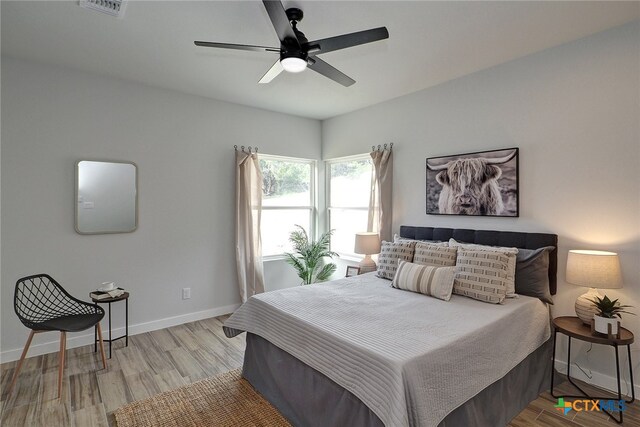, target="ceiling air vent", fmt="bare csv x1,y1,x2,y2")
79,0,126,18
